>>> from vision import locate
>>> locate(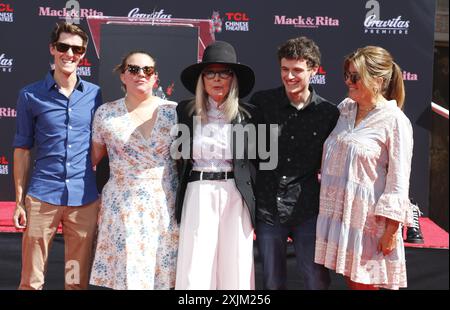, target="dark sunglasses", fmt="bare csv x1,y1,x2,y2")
126,64,155,77
53,42,86,55
202,69,233,80
344,71,361,84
